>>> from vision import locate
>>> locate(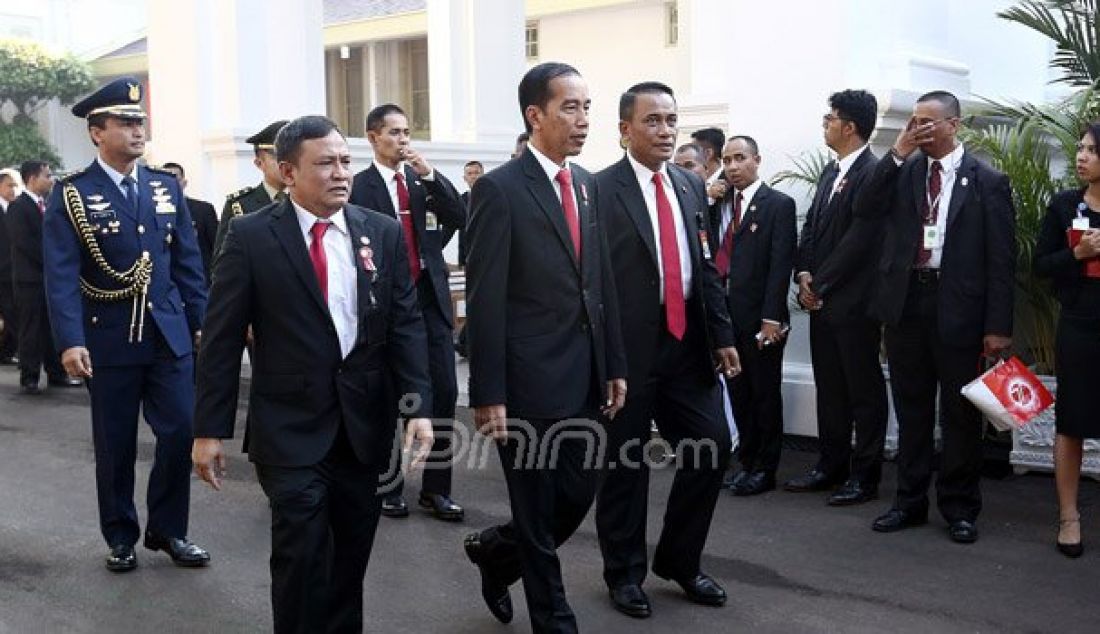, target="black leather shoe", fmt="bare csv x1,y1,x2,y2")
655,571,726,607
143,532,210,567
948,520,978,544
732,471,775,496
381,495,409,518
826,480,878,506
20,382,41,395
105,544,137,572
418,493,464,521
48,376,83,387
723,469,749,491
871,508,928,533
464,532,513,623
1057,516,1084,558
609,584,651,618
783,470,837,493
